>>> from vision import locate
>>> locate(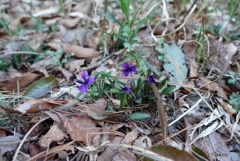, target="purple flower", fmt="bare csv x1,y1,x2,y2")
121,86,131,93
122,62,137,77
147,75,156,83
76,70,95,93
